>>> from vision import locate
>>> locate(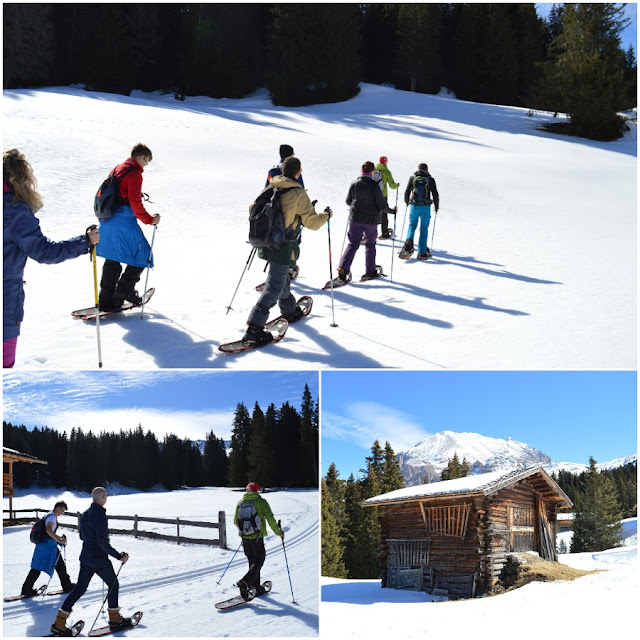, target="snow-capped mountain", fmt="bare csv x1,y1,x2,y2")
544,454,637,476
396,431,551,486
